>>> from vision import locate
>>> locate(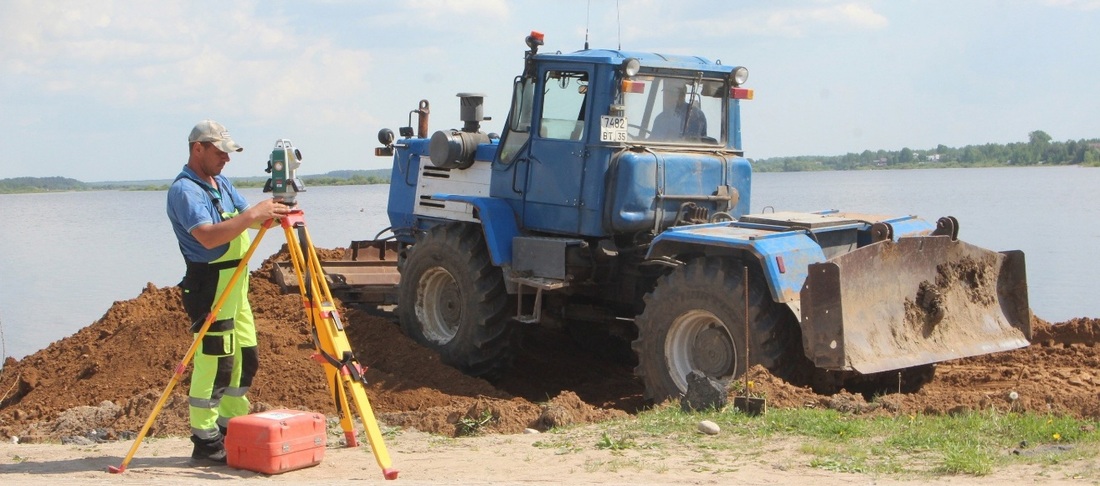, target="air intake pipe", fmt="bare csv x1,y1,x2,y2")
429,93,491,169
